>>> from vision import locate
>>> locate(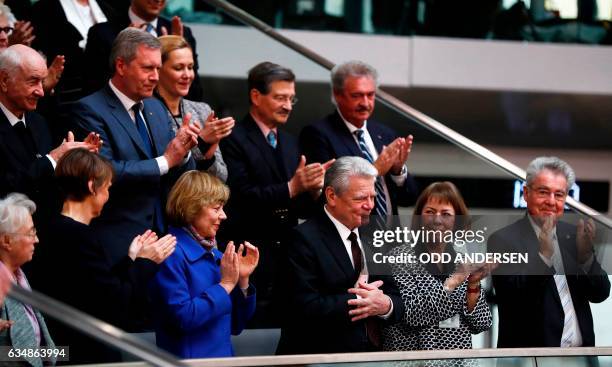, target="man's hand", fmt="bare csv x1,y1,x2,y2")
9,21,35,46
374,139,401,176
200,111,234,144
159,16,184,36
347,281,391,321
577,218,596,264
42,55,65,94
49,131,101,162
538,215,555,260
288,156,330,197
391,135,413,175
164,113,199,167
